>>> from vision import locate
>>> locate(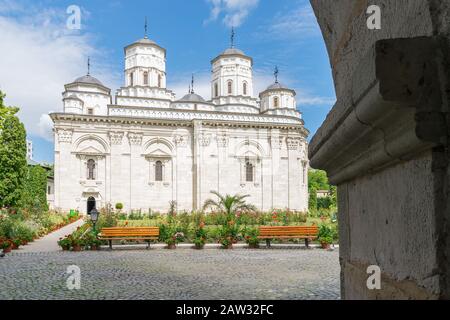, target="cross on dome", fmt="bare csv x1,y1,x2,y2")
274,66,279,83
144,16,148,39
